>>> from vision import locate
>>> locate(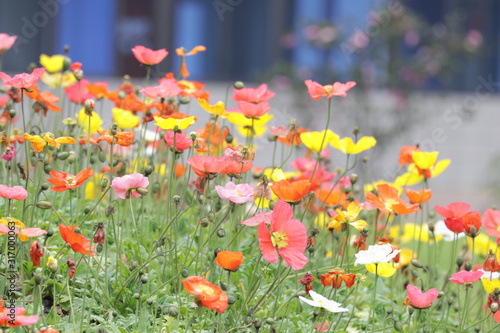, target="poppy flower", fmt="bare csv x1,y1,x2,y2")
39,54,66,73
354,243,400,265
187,155,227,178
270,125,307,146
304,79,356,100
140,79,182,99
110,173,149,199
112,108,140,129
77,107,103,134
237,101,271,118
365,184,419,215
0,184,28,200
300,129,338,153
25,85,61,115
258,199,308,270
1,146,16,162
96,128,134,147
64,79,96,104
0,67,45,89
330,136,376,155
404,188,432,204
0,217,47,241
30,241,43,267
175,46,206,78
327,202,368,232
131,45,168,66
86,81,109,99
215,251,244,271
270,179,311,204
449,270,483,285
299,273,315,295
483,252,500,272
462,211,481,235
182,276,228,313
399,145,421,165
232,83,275,103
320,269,356,289
198,98,227,117
298,290,348,313
481,208,500,241
25,132,75,153
154,113,197,130
164,130,192,152
58,224,95,256
434,202,478,234
222,160,253,177
315,187,350,209
47,168,94,192
0,33,17,55
0,299,39,327
215,182,254,203
406,285,439,309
